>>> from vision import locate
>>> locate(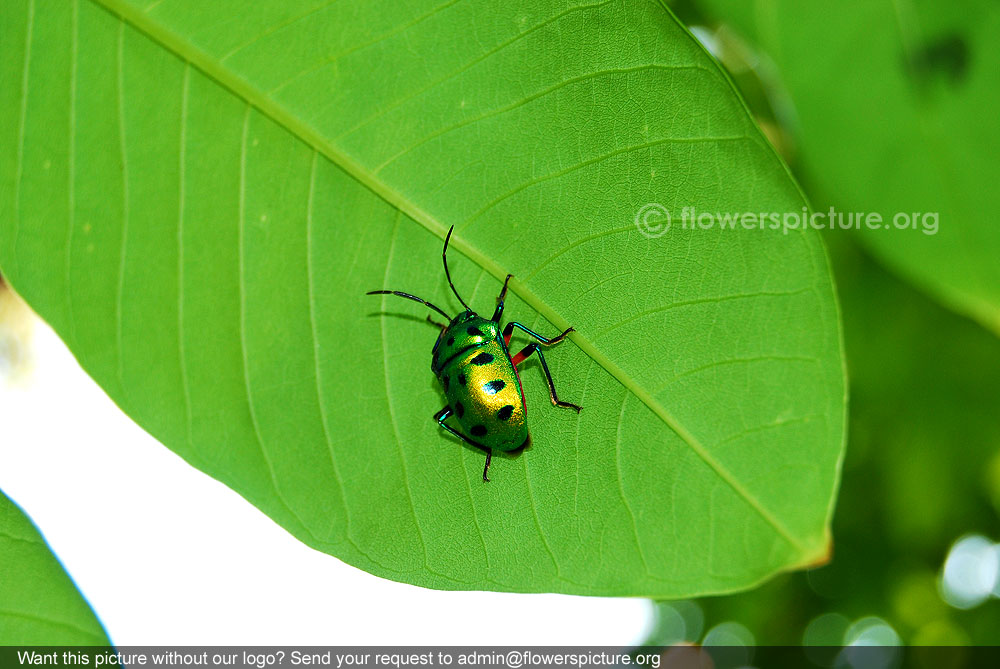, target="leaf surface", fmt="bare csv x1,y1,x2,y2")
0,0,845,596
0,490,109,644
